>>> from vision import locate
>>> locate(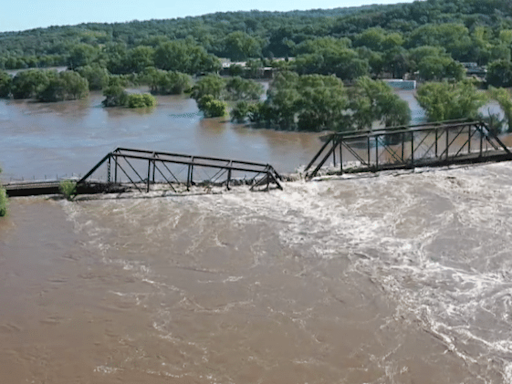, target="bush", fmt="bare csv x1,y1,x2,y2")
11,69,53,99
231,100,251,122
145,68,191,95
0,70,12,98
102,85,128,107
126,93,157,108
198,95,227,117
37,71,89,102
77,64,110,90
225,76,264,100
59,180,77,201
0,188,7,217
190,74,226,101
